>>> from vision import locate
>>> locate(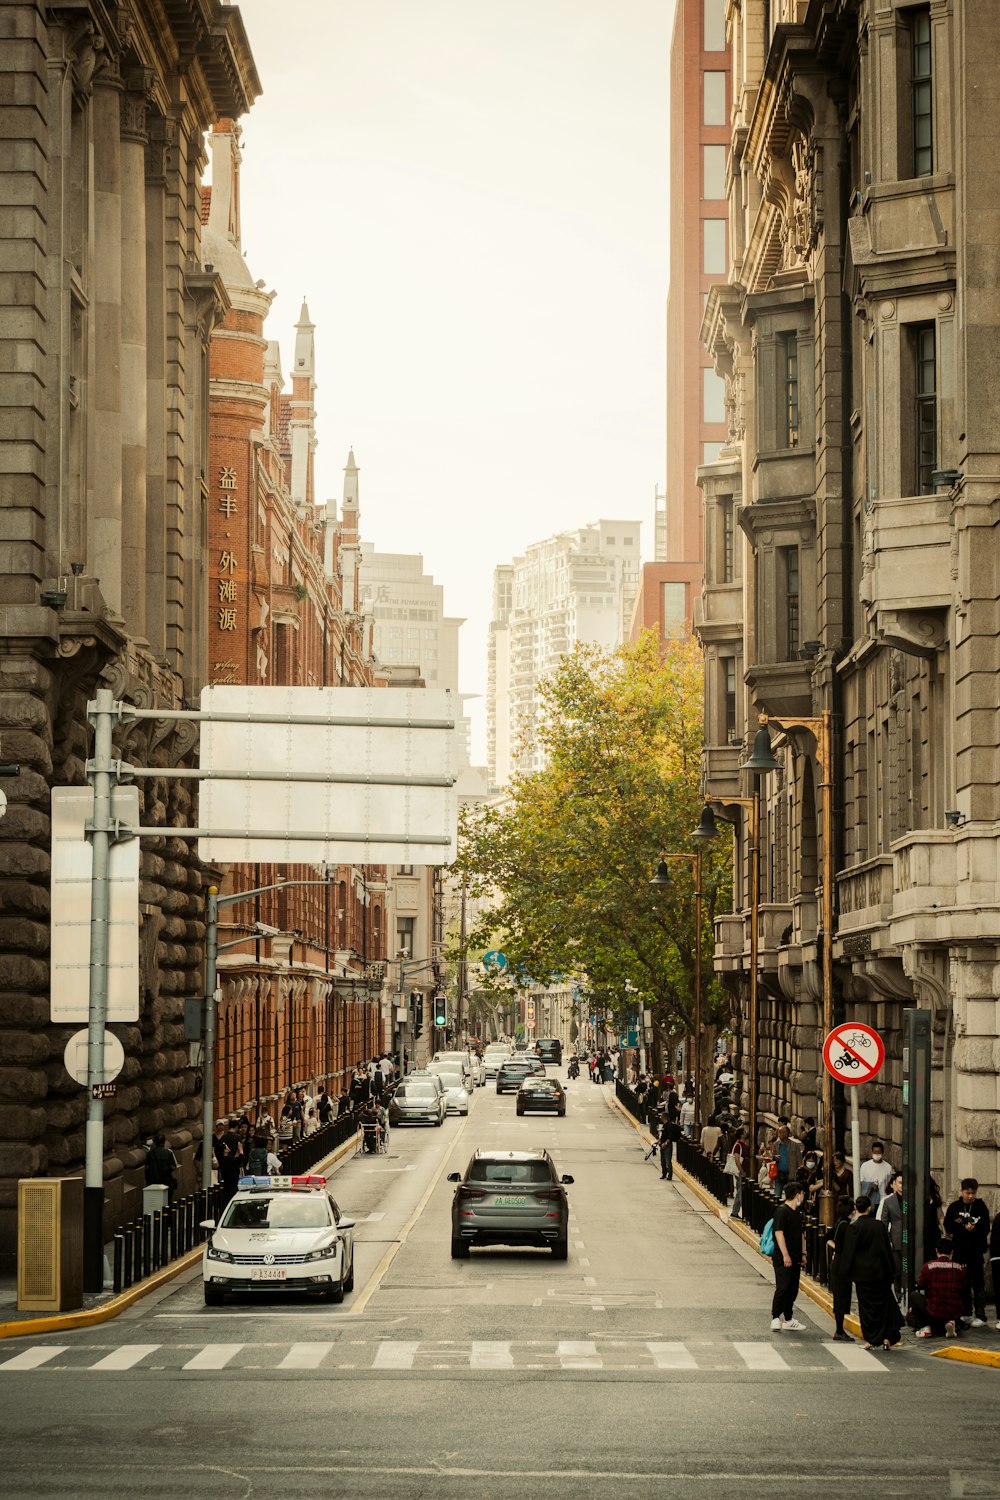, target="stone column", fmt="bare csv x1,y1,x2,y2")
90,56,123,614
144,113,170,658
119,78,149,637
